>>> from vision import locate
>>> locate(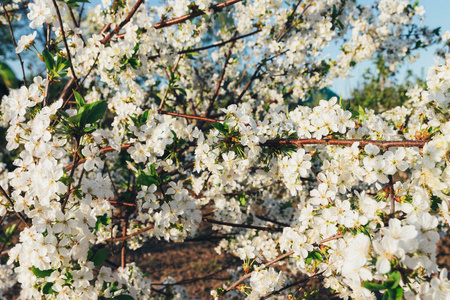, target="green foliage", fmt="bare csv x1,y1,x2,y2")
66,0,90,8
363,271,404,300
90,248,107,267
31,266,53,278
42,49,72,81
347,55,425,112
59,90,107,134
